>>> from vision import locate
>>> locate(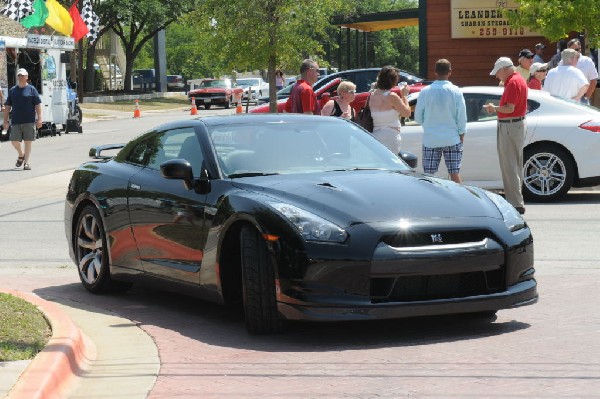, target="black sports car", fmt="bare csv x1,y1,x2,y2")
65,114,537,334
